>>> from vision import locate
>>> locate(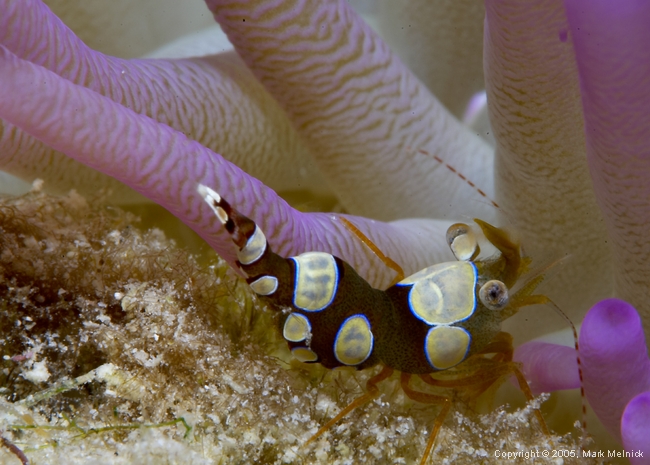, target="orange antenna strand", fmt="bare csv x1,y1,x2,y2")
339,216,405,286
